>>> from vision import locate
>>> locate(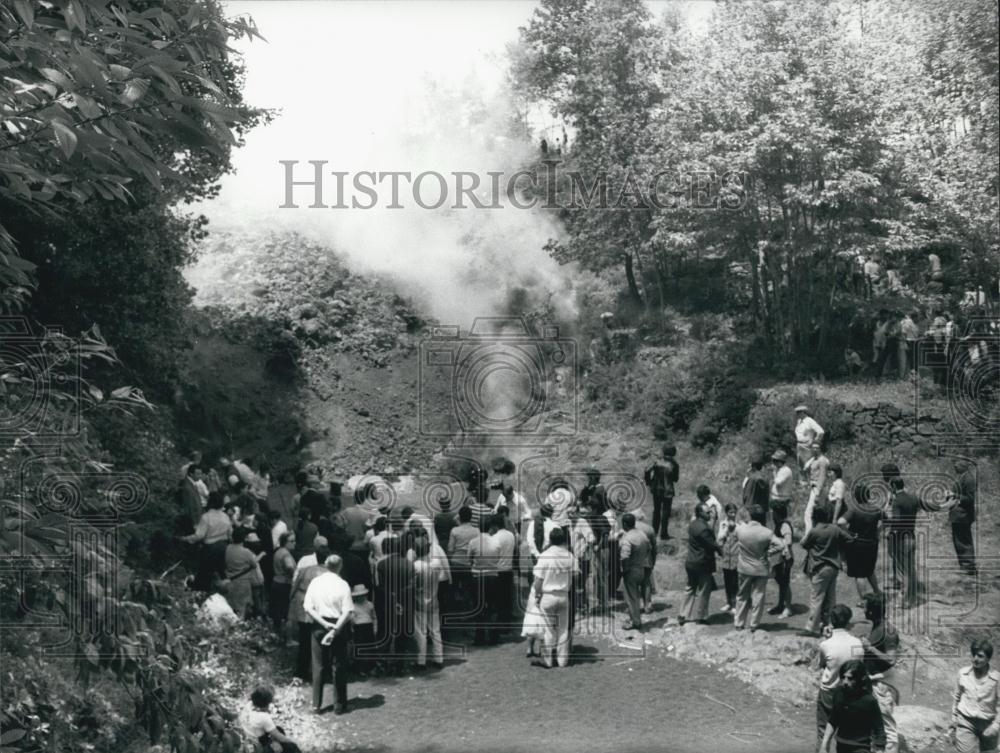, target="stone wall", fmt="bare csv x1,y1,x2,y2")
753,388,952,456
